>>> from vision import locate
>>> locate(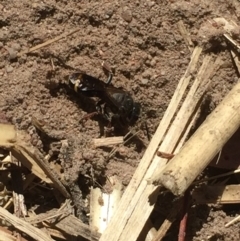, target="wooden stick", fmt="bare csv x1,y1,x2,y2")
90,176,122,233
225,214,240,227
193,185,240,204
153,81,240,195
143,220,157,241
46,228,68,240
49,214,100,241
178,20,194,52
93,137,124,147
11,144,70,198
0,124,52,184
0,207,54,241
0,124,16,147
0,228,16,241
152,200,182,241
230,49,240,75
25,209,69,224
99,46,203,241
0,226,30,241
